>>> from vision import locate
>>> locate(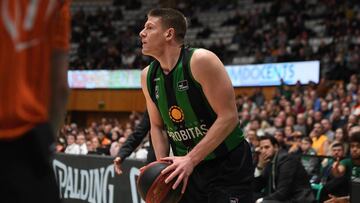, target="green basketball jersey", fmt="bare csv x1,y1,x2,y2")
146,48,244,160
